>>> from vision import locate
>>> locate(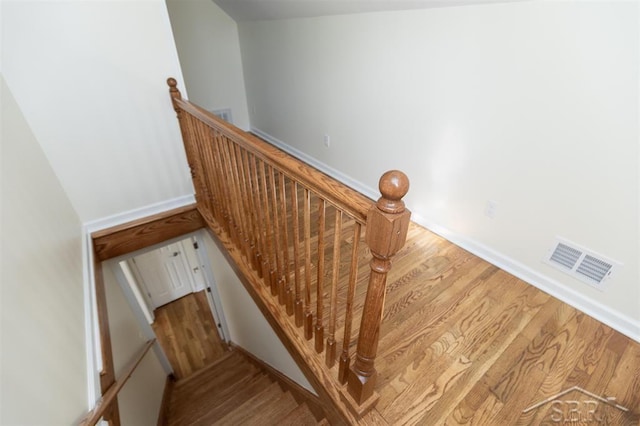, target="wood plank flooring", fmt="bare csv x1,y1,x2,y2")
166,351,327,425
152,290,228,379
365,222,640,425
204,184,640,424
